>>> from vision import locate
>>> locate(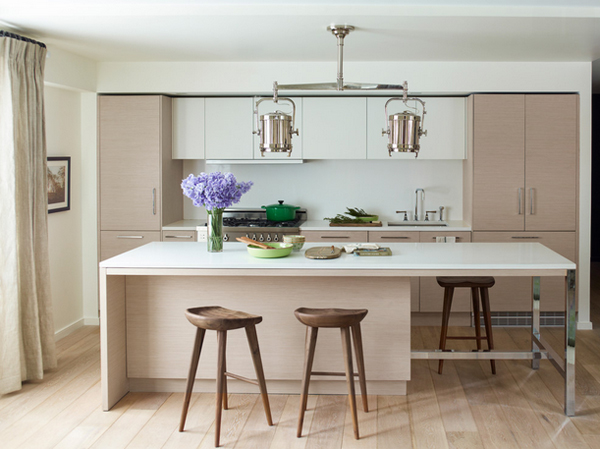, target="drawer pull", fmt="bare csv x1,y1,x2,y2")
511,236,540,239
117,235,143,239
152,188,156,215
431,237,461,241
381,236,410,239
321,236,350,239
165,235,193,239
